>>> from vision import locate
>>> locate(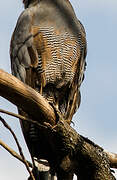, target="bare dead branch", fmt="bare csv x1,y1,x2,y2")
0,109,47,129
0,69,117,179
2,108,116,172
0,116,35,180
0,138,32,167
104,151,117,169
51,120,116,180
0,138,55,179
0,69,56,125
